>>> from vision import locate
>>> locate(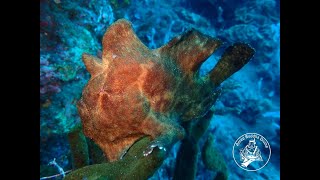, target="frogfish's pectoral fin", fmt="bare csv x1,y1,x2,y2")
157,30,222,75
209,43,255,87
82,53,103,77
